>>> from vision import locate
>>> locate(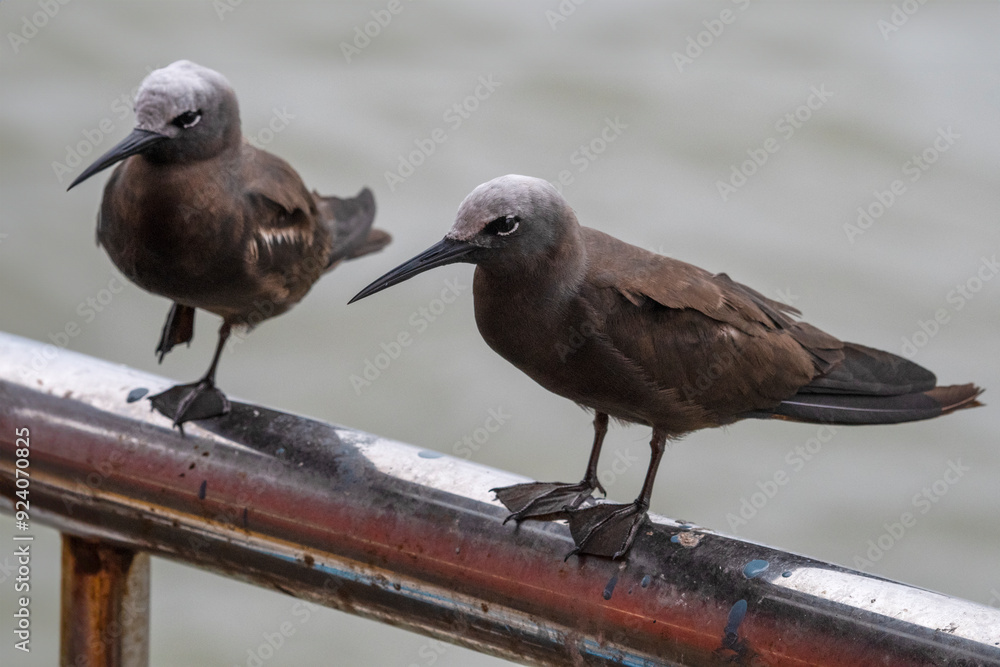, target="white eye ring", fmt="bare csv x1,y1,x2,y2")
498,216,519,236
172,110,202,129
